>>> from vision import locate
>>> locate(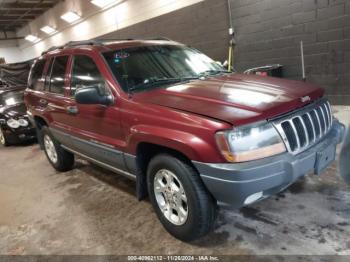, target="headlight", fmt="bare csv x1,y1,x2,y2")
7,118,20,129
18,119,29,127
215,123,286,163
